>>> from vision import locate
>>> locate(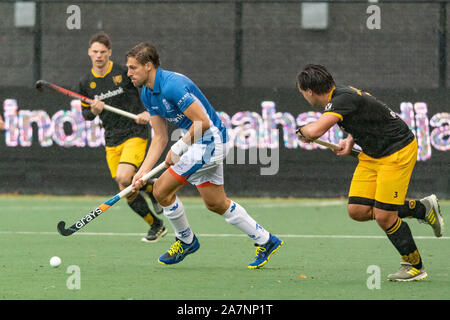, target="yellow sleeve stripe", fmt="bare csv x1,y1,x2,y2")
323,112,343,121
81,102,90,107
